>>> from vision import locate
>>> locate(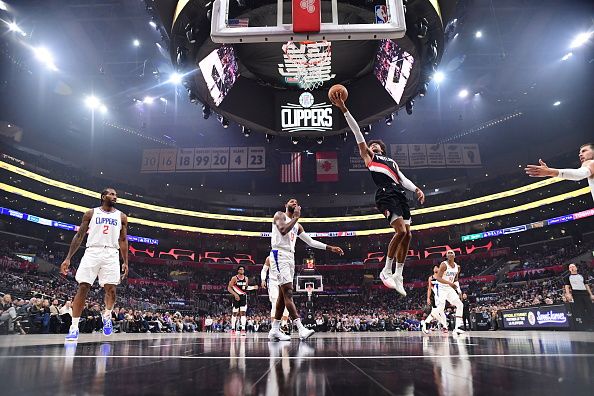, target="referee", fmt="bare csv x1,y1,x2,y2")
564,263,594,330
